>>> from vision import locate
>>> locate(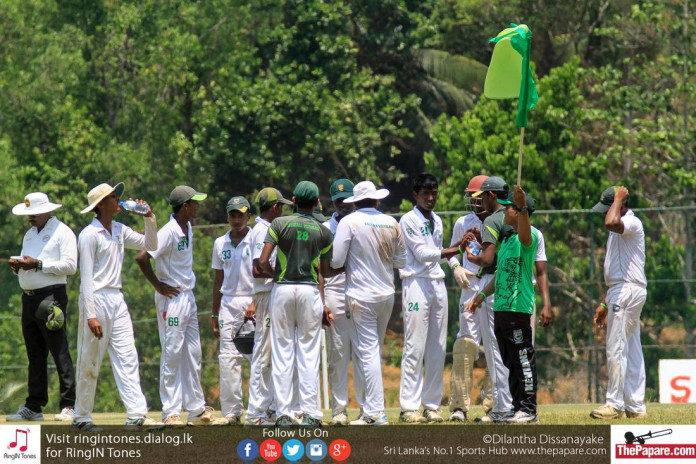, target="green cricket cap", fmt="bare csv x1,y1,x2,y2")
226,196,251,213
169,185,207,207
592,186,627,213
256,187,293,209
293,181,320,202
498,193,536,216
329,179,354,201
